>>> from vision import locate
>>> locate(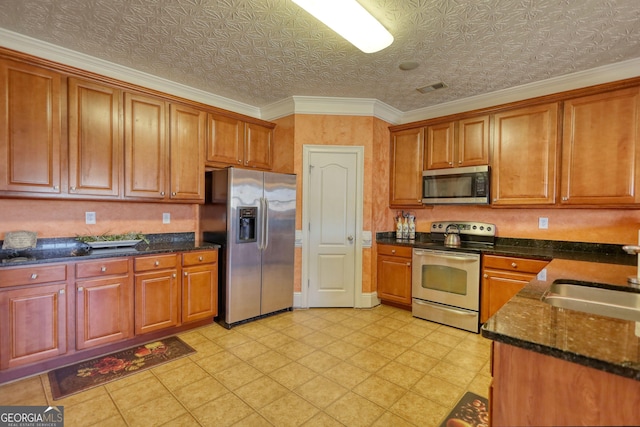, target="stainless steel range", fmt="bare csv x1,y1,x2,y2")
412,221,496,333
